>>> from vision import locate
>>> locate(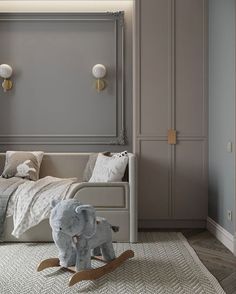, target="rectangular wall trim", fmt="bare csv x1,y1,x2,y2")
0,12,126,145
